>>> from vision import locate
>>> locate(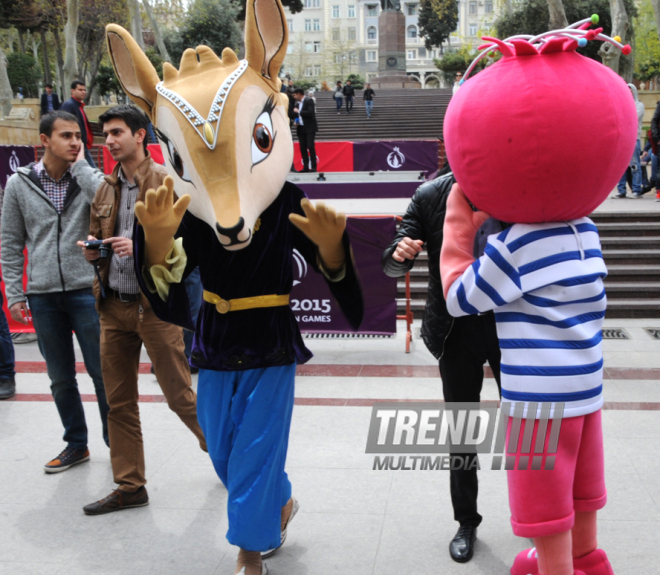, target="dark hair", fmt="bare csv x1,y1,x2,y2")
293,88,305,95
44,83,53,89
71,80,85,90
39,110,79,137
98,105,150,152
